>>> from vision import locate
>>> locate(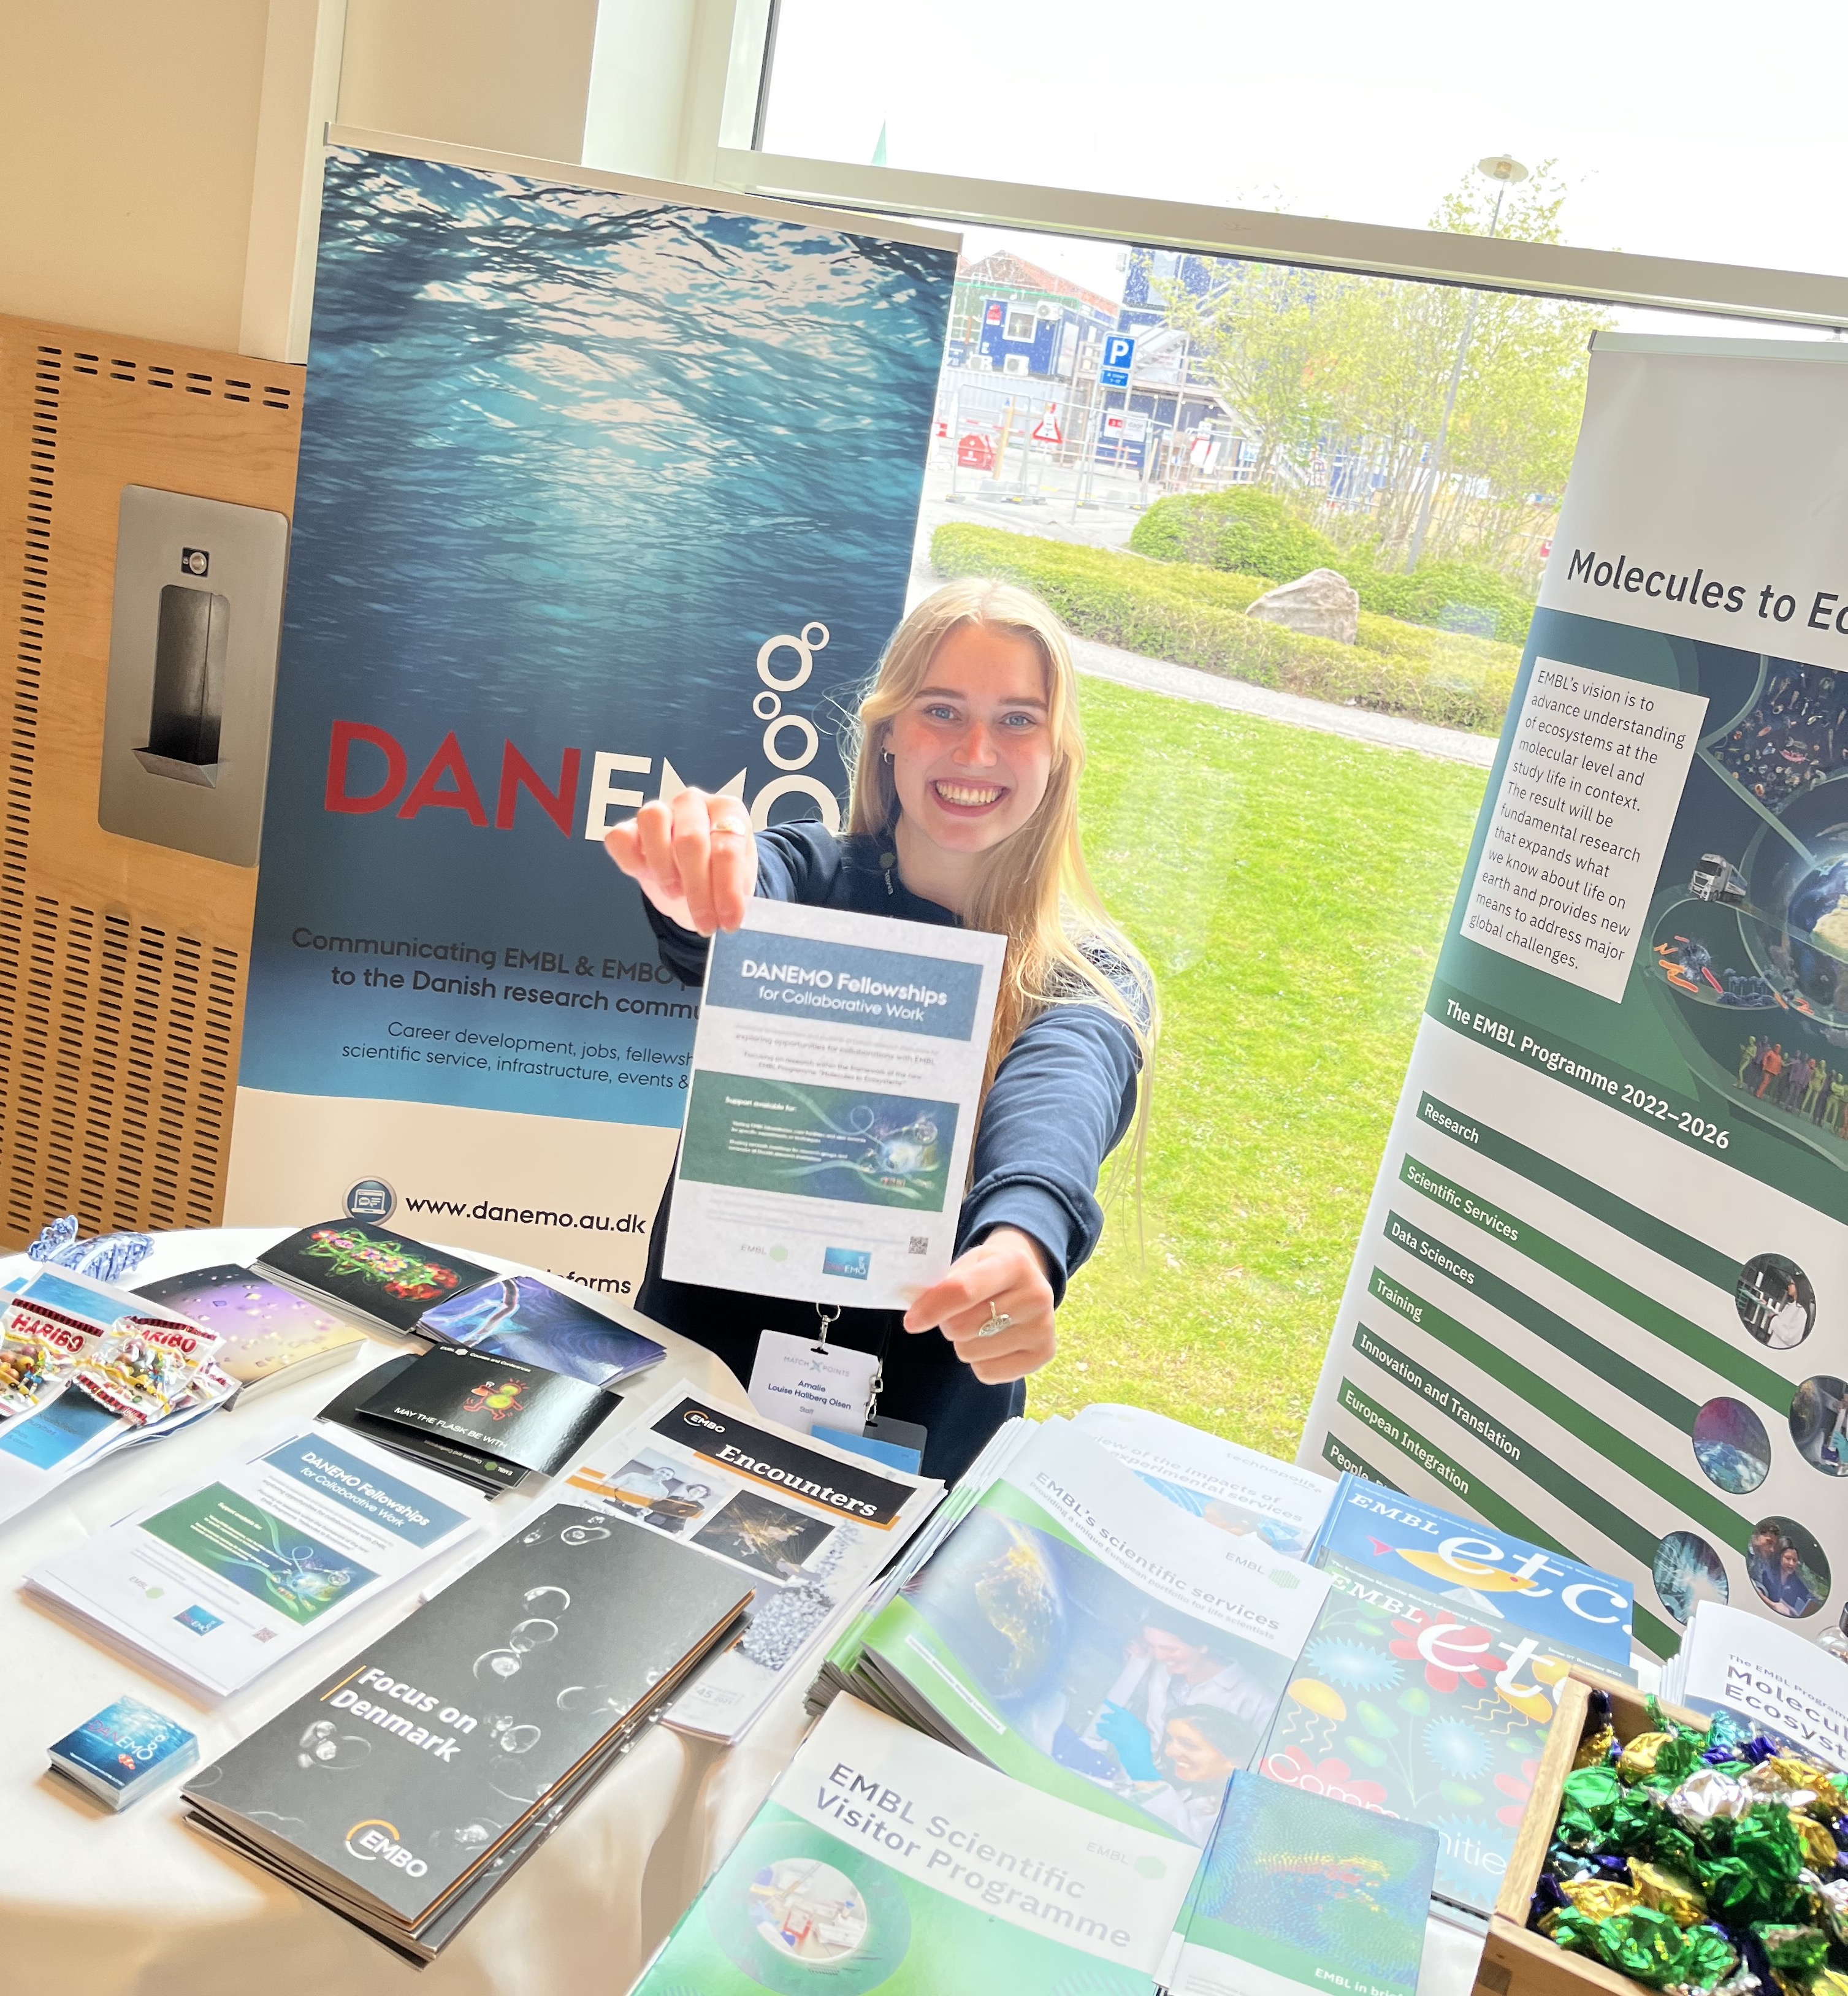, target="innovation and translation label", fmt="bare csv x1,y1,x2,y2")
1461,660,1707,1001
